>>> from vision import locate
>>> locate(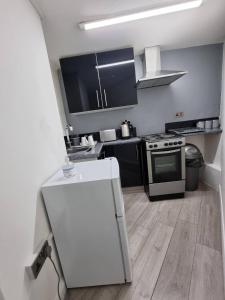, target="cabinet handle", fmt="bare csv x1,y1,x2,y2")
136,145,139,161
104,89,108,107
95,54,104,108
96,90,100,108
